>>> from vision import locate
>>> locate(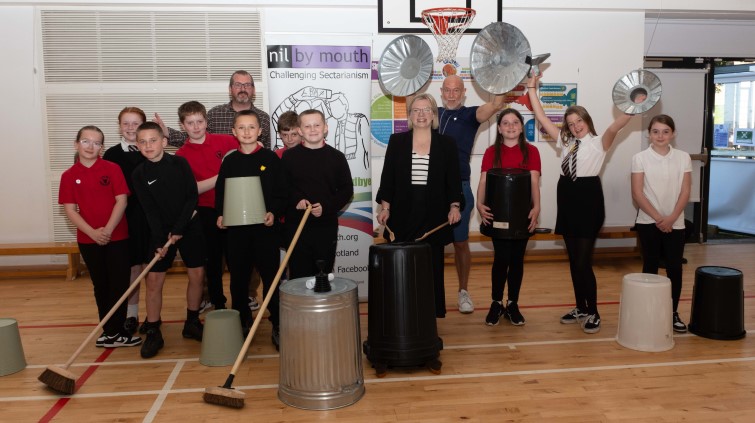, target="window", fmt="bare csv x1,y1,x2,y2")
713,64,755,155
